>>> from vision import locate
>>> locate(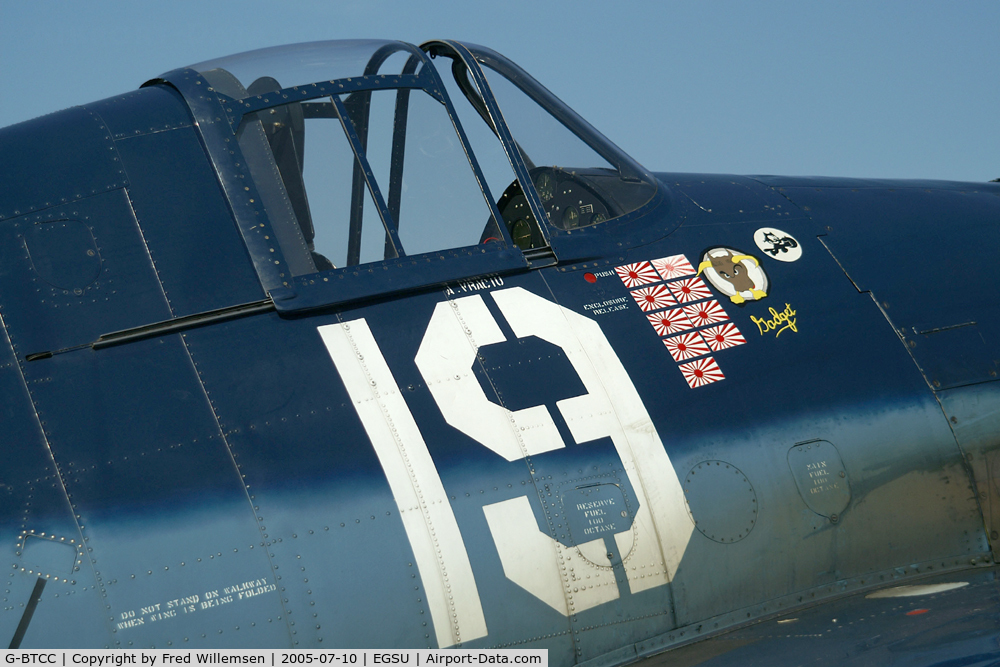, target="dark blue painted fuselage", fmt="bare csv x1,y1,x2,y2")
0,39,998,665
